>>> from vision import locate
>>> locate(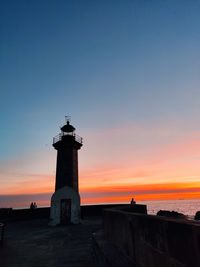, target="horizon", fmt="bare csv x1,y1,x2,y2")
1,1,200,208
1,194,200,210
1,190,200,209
